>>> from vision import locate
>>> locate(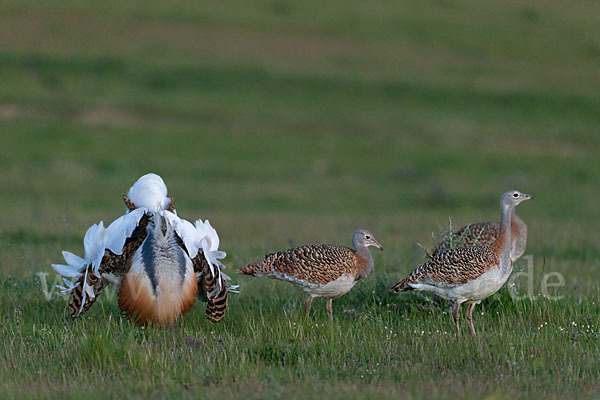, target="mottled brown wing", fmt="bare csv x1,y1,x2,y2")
187,249,210,302
458,222,500,247
204,272,228,323
122,194,136,211
68,265,103,318
177,239,228,323
430,222,499,257
68,215,150,319
392,245,499,292
240,244,356,286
